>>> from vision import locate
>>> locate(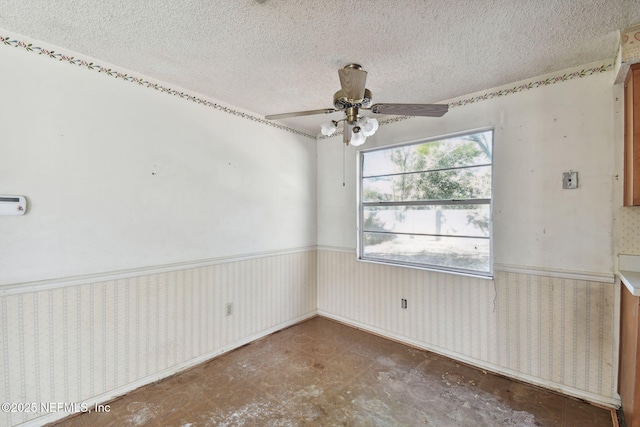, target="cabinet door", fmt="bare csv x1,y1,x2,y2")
620,283,640,426
624,64,640,206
